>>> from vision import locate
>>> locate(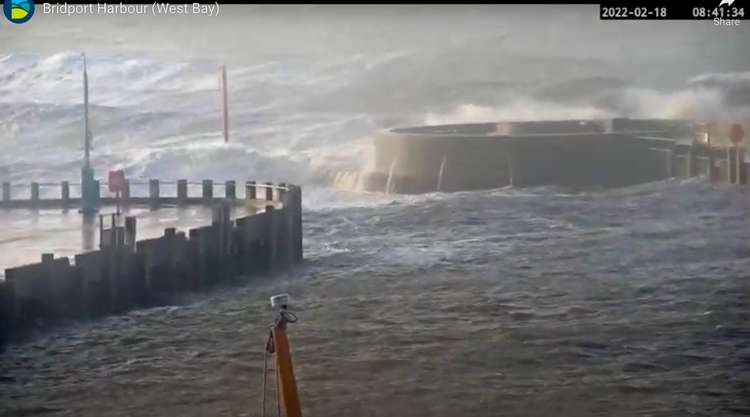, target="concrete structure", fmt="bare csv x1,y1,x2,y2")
361,118,747,193
0,183,303,347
